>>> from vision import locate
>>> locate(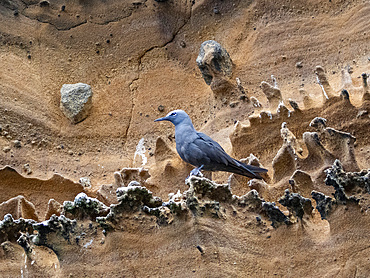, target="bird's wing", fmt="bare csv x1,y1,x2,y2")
194,132,232,166
196,132,268,178
182,141,211,166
